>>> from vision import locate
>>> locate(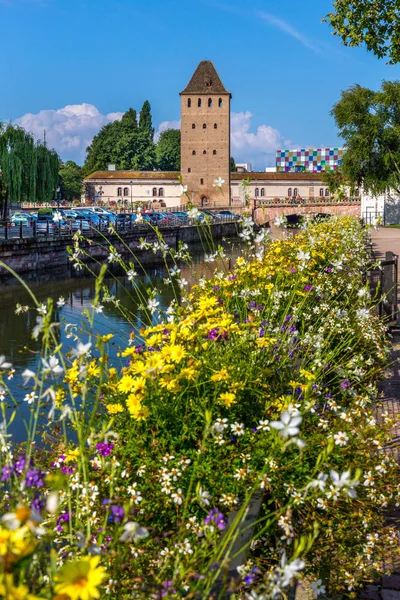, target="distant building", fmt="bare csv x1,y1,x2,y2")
236,163,252,173
265,167,277,173
276,148,344,173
